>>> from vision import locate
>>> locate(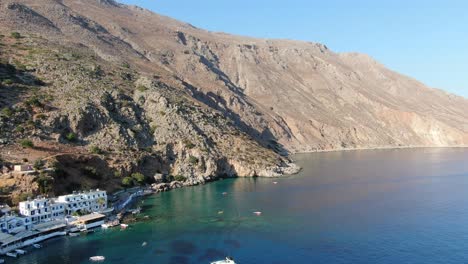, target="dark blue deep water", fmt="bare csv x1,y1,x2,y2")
10,148,468,264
